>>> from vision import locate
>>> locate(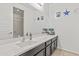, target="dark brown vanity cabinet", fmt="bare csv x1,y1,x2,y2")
52,37,58,53
45,40,52,56
20,36,58,56
45,36,58,56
